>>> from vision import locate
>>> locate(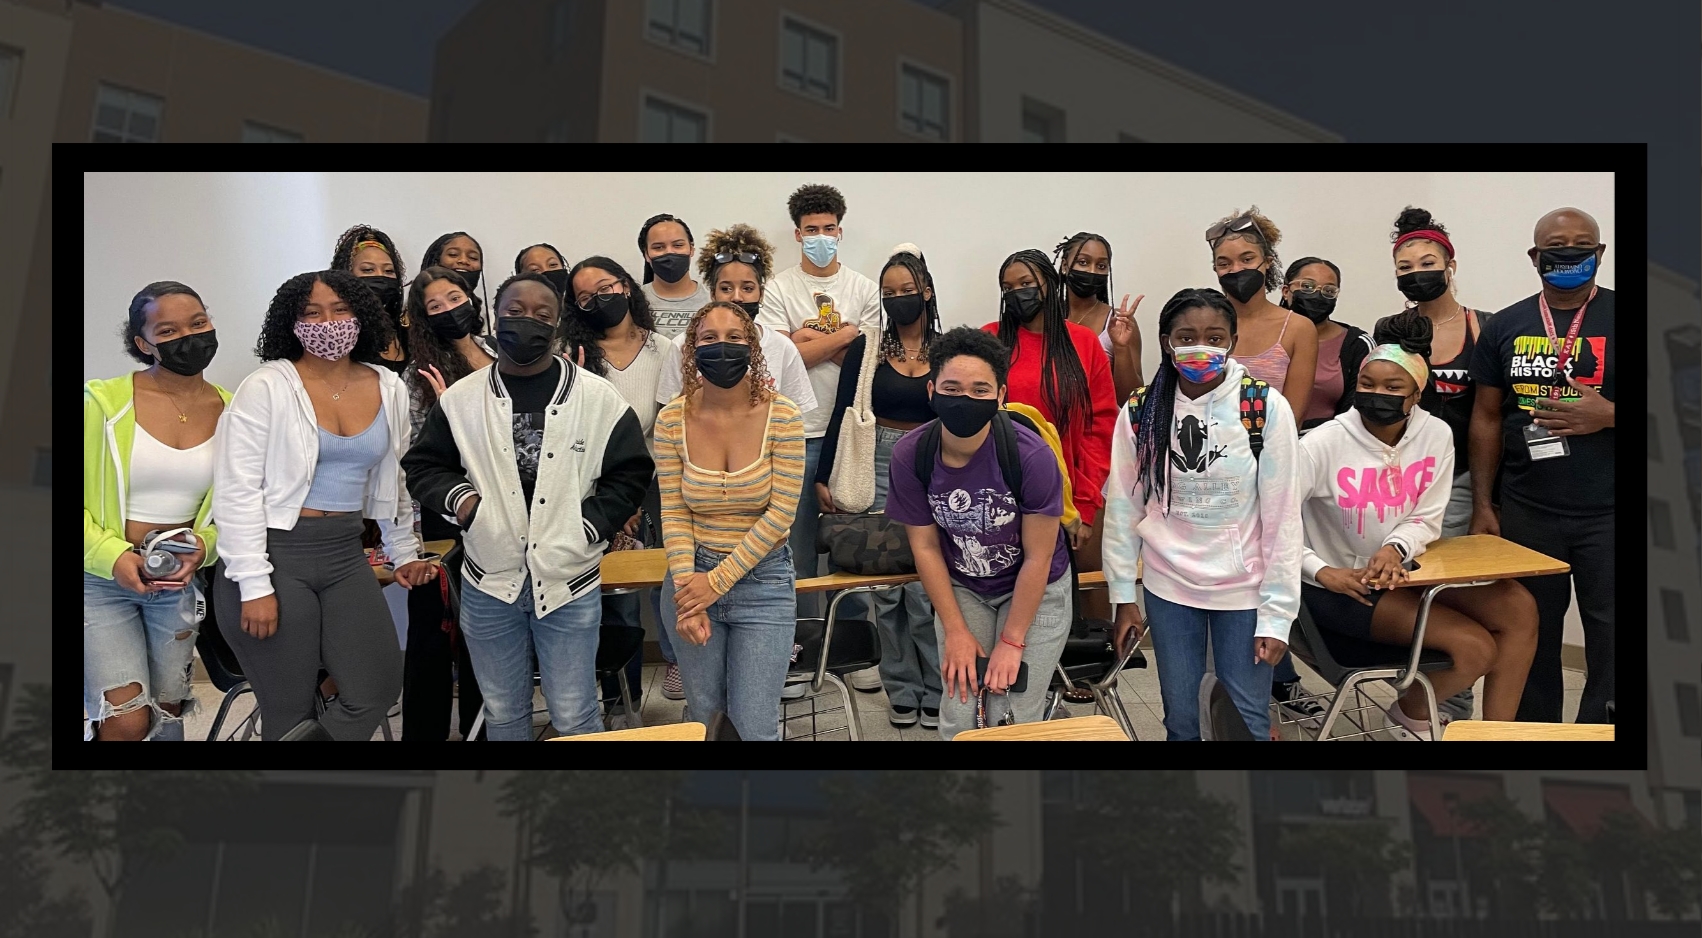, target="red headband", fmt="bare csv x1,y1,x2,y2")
1392,229,1454,258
